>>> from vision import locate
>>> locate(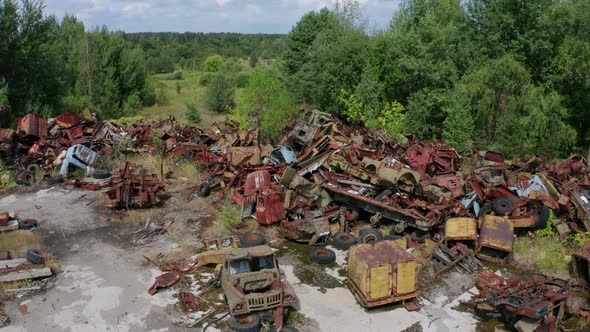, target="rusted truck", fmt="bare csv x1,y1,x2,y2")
347,240,418,309
221,245,299,331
